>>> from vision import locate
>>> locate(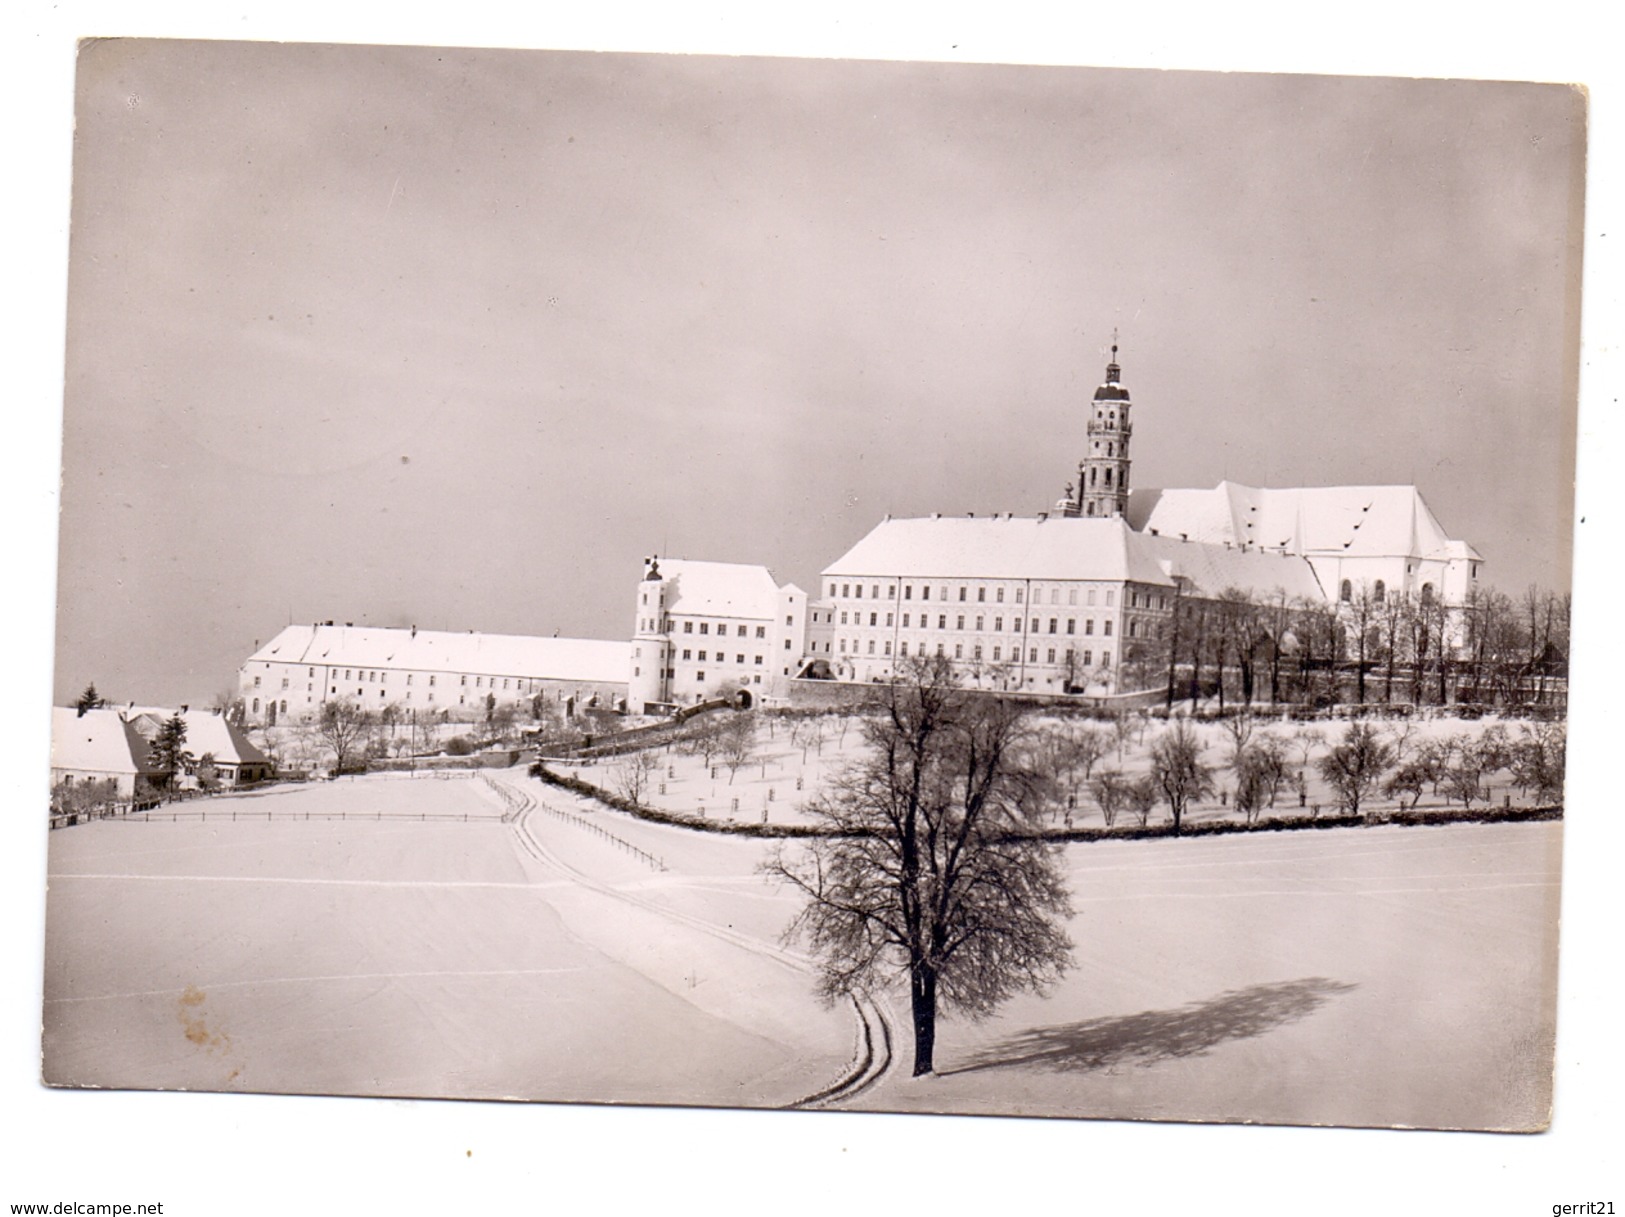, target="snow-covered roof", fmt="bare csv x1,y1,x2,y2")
1128,481,1481,563
654,559,786,620
823,516,1176,586
180,712,268,766
246,625,631,684
1134,532,1327,602
823,514,1326,603
122,709,270,766
50,707,162,778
